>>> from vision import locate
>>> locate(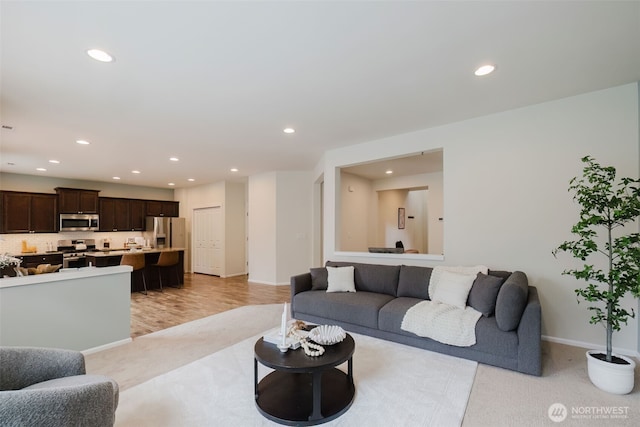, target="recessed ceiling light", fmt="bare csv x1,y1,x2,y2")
112,176,121,180
168,183,175,186
187,178,195,182
386,170,393,175
76,139,90,145
36,168,47,172
132,170,141,174
230,168,239,172
48,159,60,164
87,49,114,63
169,157,179,162
474,64,496,76
283,128,295,134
